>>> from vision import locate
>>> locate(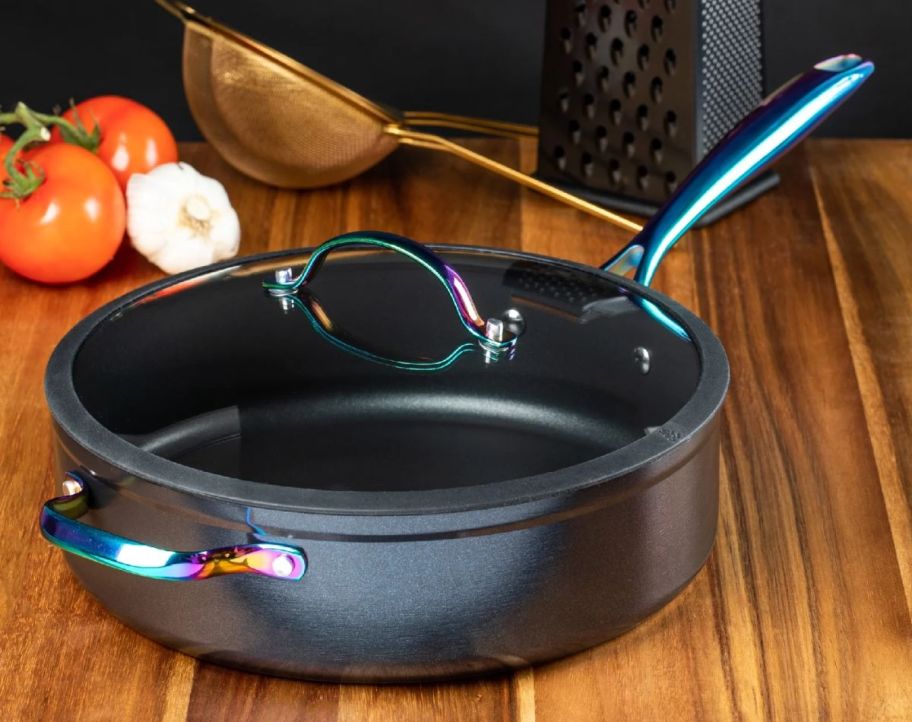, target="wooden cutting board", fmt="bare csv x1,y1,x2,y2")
1,138,910,721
